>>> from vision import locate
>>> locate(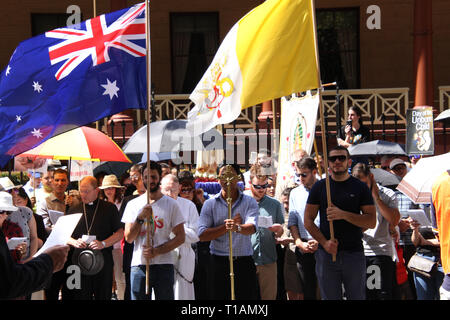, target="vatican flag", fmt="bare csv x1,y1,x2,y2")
187,0,319,135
